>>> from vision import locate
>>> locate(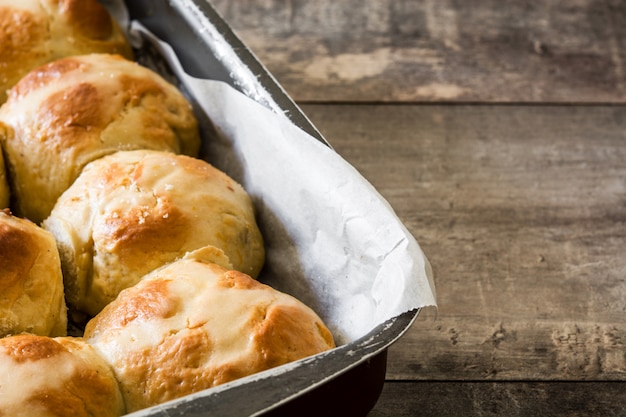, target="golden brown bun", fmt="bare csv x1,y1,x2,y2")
0,149,9,208
0,210,67,337
0,53,201,223
0,0,133,104
0,334,125,417
84,248,335,412
43,150,265,318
